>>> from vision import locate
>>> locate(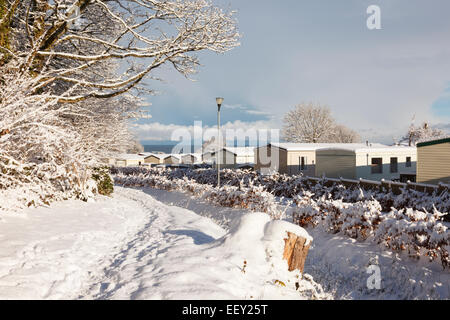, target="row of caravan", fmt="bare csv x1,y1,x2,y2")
105,138,450,185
